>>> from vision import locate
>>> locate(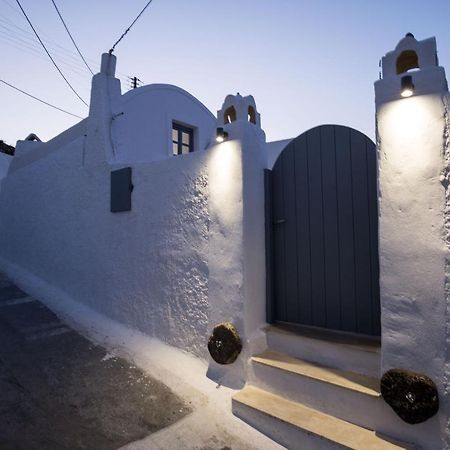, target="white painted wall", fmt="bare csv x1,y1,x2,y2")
9,120,87,173
116,85,216,163
207,117,268,384
266,138,293,169
0,135,266,366
0,135,211,357
0,152,12,181
375,35,450,449
0,58,269,374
